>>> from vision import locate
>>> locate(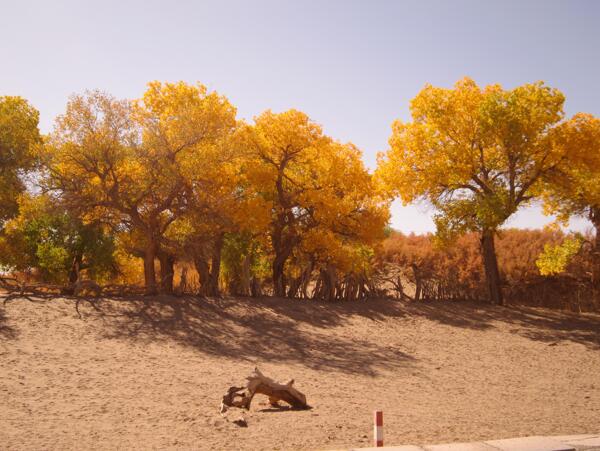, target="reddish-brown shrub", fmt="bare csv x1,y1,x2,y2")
376,228,598,311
